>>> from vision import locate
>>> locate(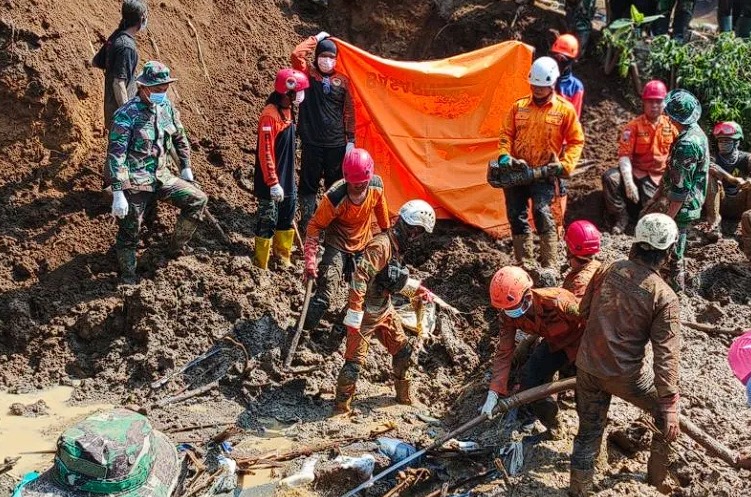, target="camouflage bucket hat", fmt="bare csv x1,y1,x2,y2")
136,61,178,87
20,409,179,497
664,89,701,125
